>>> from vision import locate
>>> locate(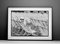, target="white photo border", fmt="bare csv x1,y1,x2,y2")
8,7,52,40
